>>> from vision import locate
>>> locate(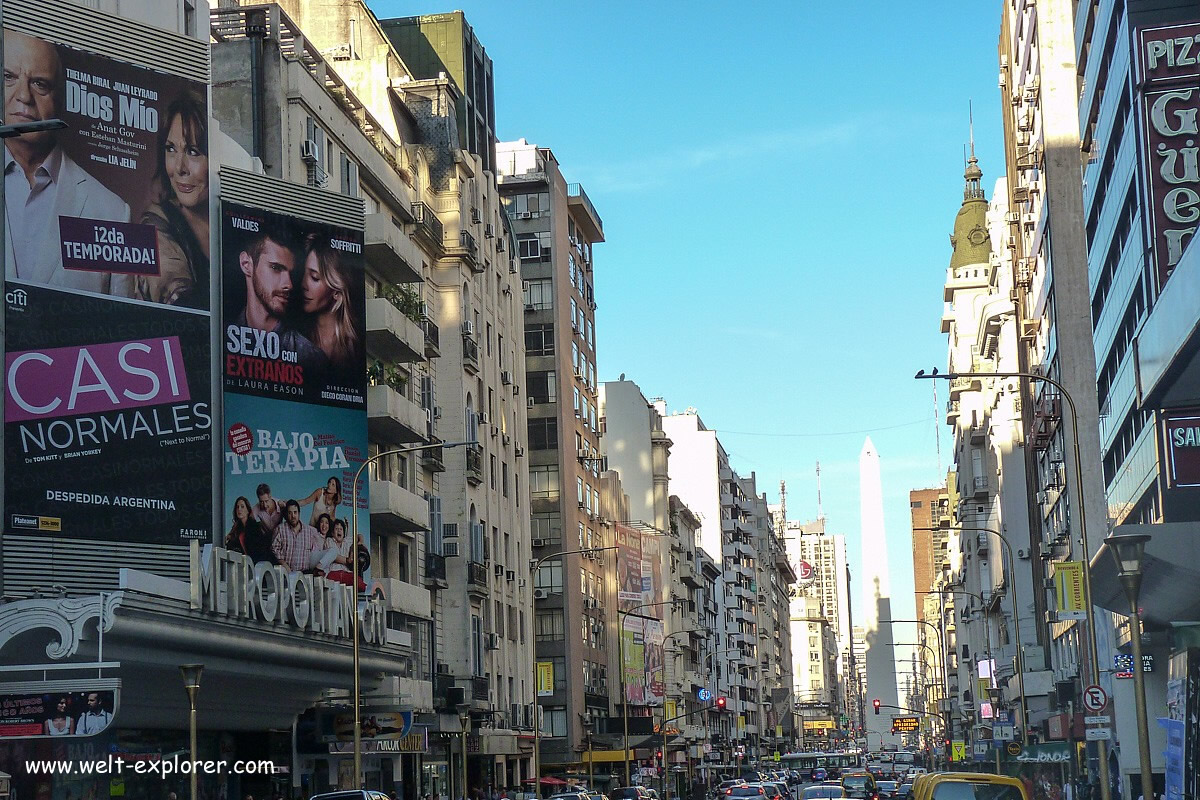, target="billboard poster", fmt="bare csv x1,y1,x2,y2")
221,202,367,584
622,614,665,707
641,528,664,615
617,523,643,612
1053,561,1087,620
0,689,118,739
1134,22,1200,291
3,29,212,541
